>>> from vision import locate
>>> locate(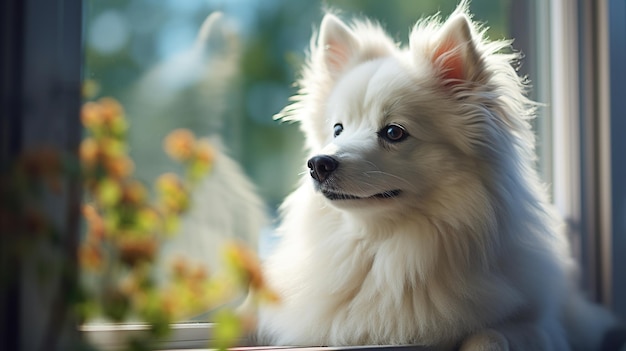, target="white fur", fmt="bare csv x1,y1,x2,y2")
259,2,615,350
